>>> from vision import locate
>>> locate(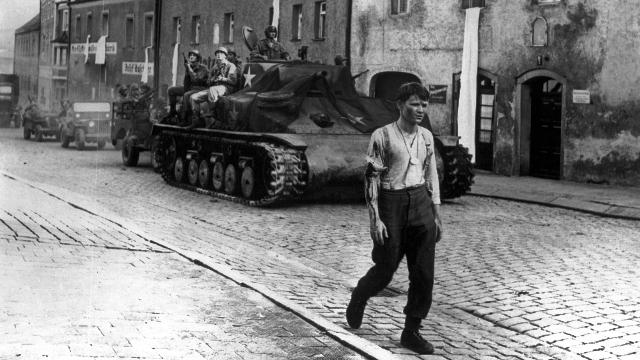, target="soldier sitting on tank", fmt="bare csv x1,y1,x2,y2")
188,47,238,128
250,25,291,61
165,49,208,124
